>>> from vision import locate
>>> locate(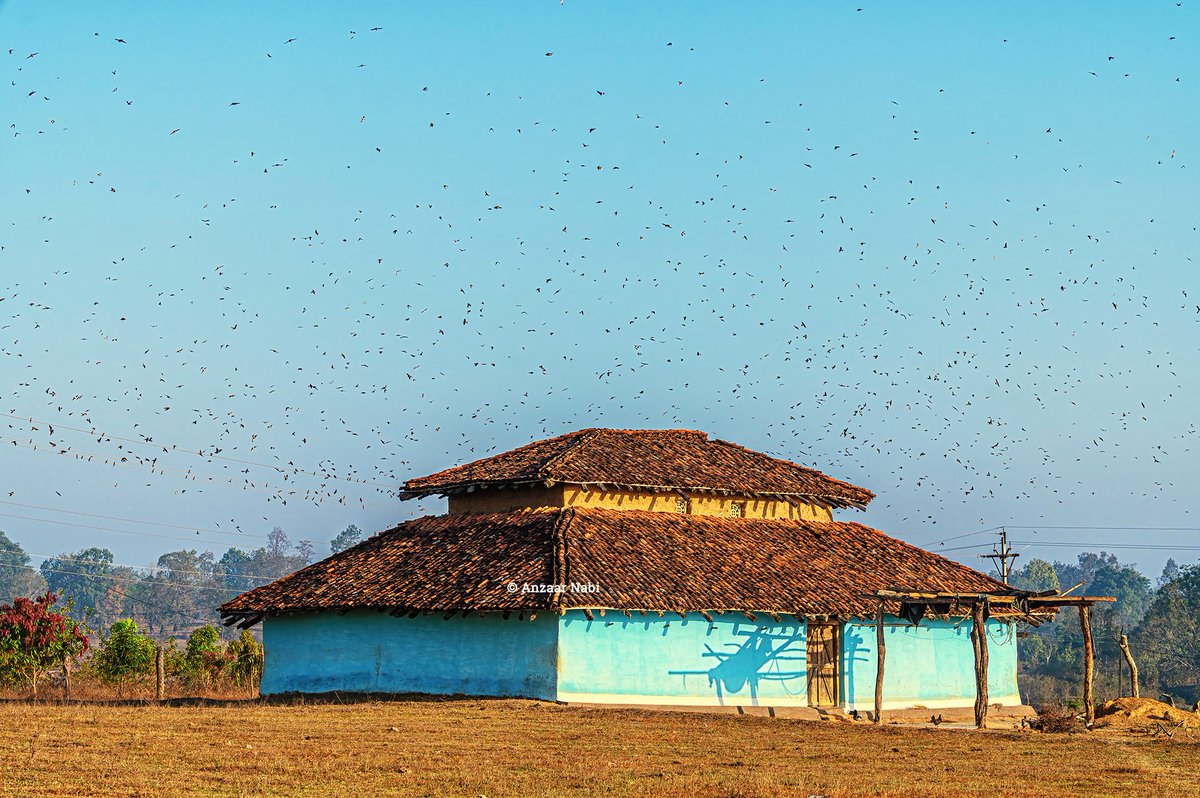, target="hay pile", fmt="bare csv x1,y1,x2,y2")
1094,697,1200,730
